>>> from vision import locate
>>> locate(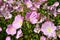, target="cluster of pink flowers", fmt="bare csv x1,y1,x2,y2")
6,15,24,40
0,0,60,40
